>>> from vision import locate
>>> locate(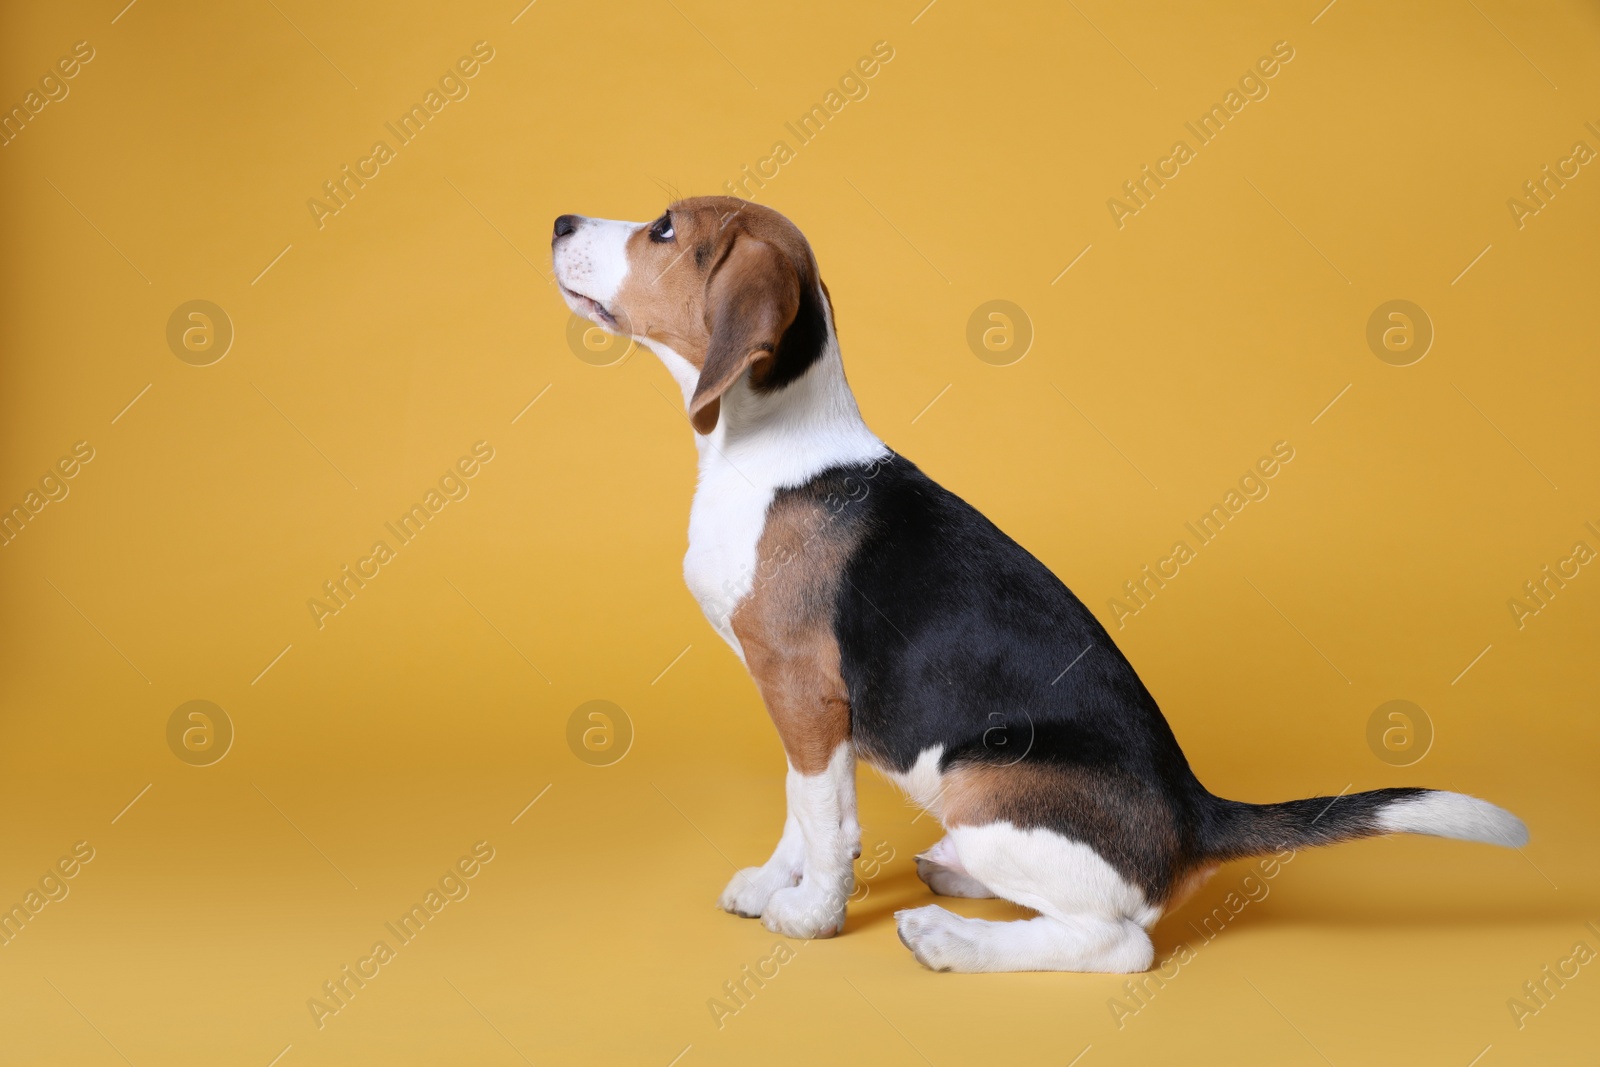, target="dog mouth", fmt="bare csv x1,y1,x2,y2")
560,285,620,330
